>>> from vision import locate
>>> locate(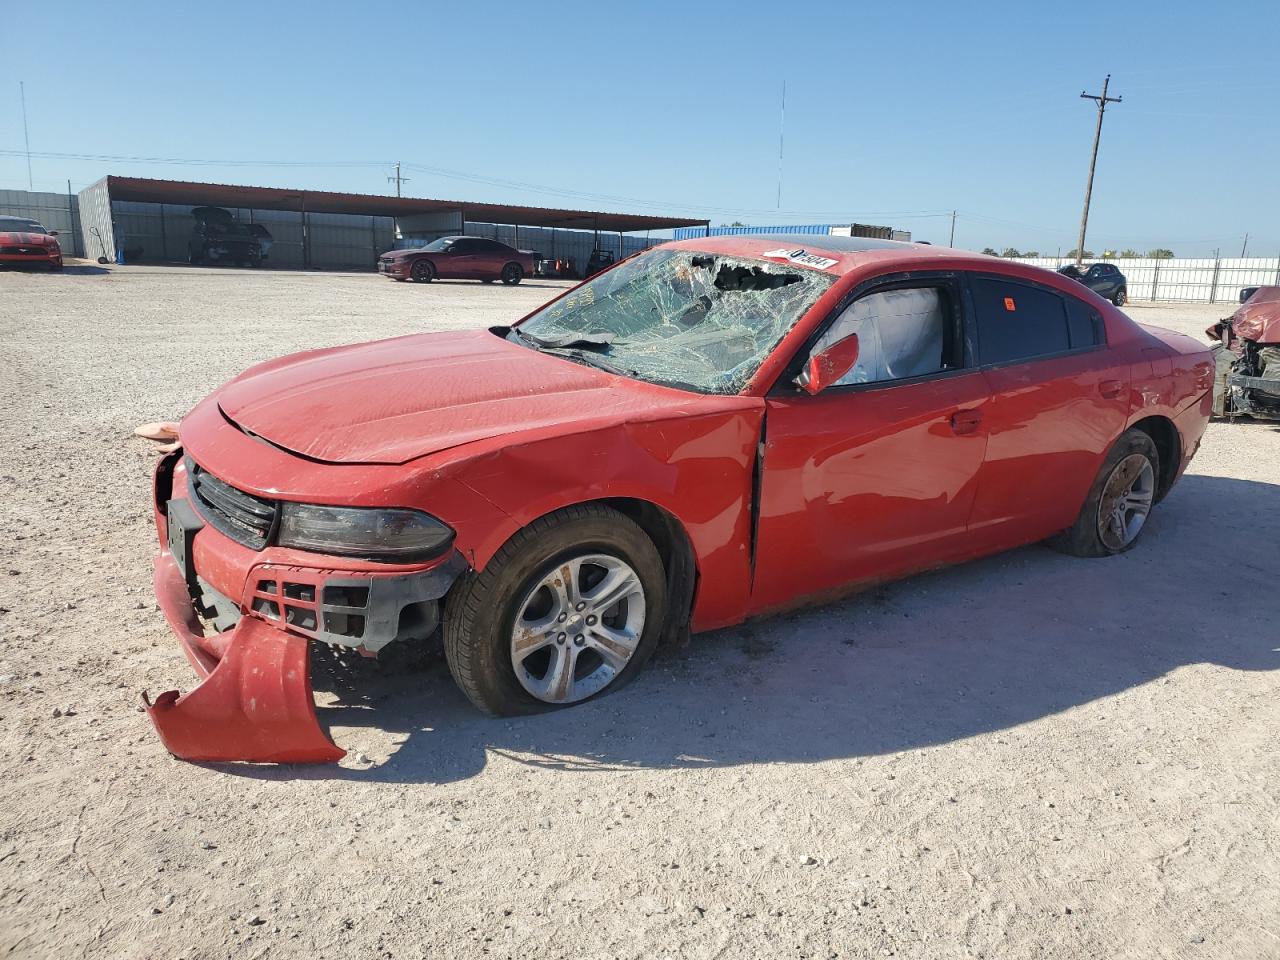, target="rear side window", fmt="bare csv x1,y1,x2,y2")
970,276,1071,365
